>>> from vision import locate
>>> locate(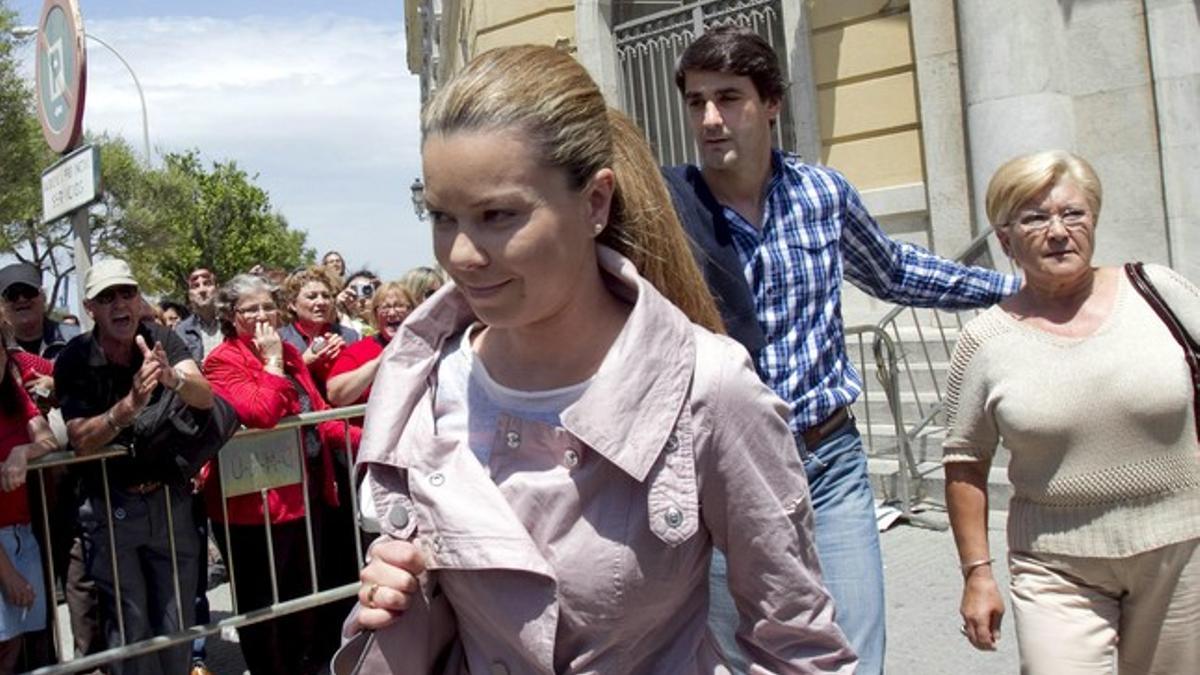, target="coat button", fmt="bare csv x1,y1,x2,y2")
387,504,409,530
113,507,126,521
490,660,510,675
429,473,445,487
664,507,683,528
563,449,579,468
505,431,521,448
664,433,679,453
